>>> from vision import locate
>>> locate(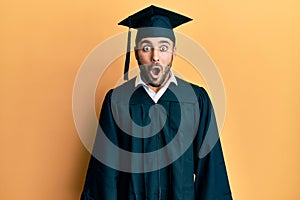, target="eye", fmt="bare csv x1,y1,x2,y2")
142,45,151,52
160,45,168,52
